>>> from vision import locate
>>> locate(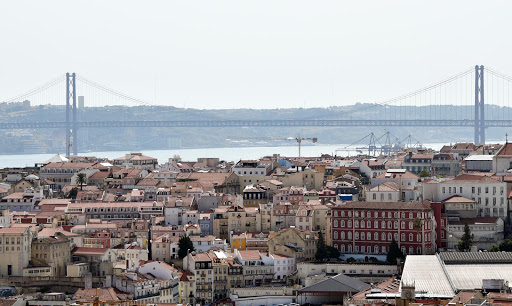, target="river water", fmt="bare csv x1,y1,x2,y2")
0,143,450,168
